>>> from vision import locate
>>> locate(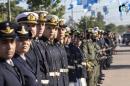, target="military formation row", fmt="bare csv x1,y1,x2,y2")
0,11,117,86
